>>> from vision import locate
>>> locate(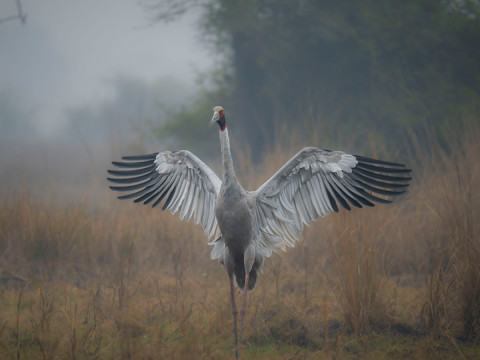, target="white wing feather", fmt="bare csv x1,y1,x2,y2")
108,151,221,241
249,147,410,255
109,147,410,256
